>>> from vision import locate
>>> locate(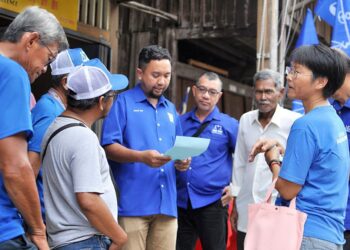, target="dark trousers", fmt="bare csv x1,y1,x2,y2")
176,199,228,250
236,231,246,250
345,231,350,250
